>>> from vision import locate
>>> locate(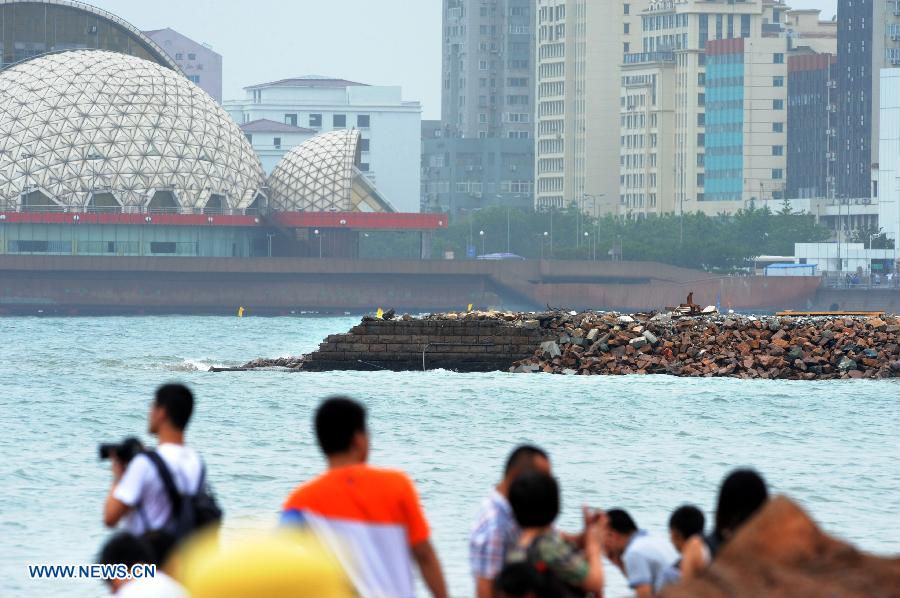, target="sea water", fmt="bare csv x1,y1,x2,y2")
1,316,898,597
